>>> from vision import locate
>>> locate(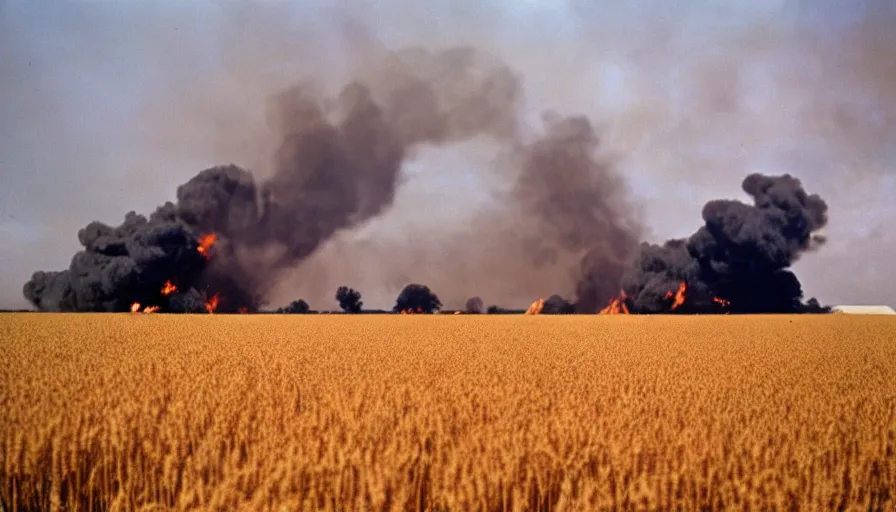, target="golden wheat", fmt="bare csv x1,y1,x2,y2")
1,313,894,511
